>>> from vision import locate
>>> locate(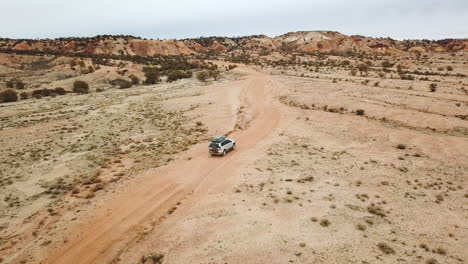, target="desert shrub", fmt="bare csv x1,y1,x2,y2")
356,109,365,116
73,80,89,94
110,78,132,89
40,88,52,96
446,66,453,71
119,79,132,89
319,219,330,227
208,70,220,80
54,87,67,95
429,83,437,92
166,70,192,82
367,205,386,217
5,80,14,88
356,223,366,231
0,89,18,102
357,64,368,75
377,242,395,254
143,68,160,85
15,80,25,89
228,64,237,70
350,69,357,76
381,60,393,68
396,144,406,150
129,75,140,85
5,79,25,89
20,91,28,99
141,253,164,264
433,247,446,255
196,70,210,82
